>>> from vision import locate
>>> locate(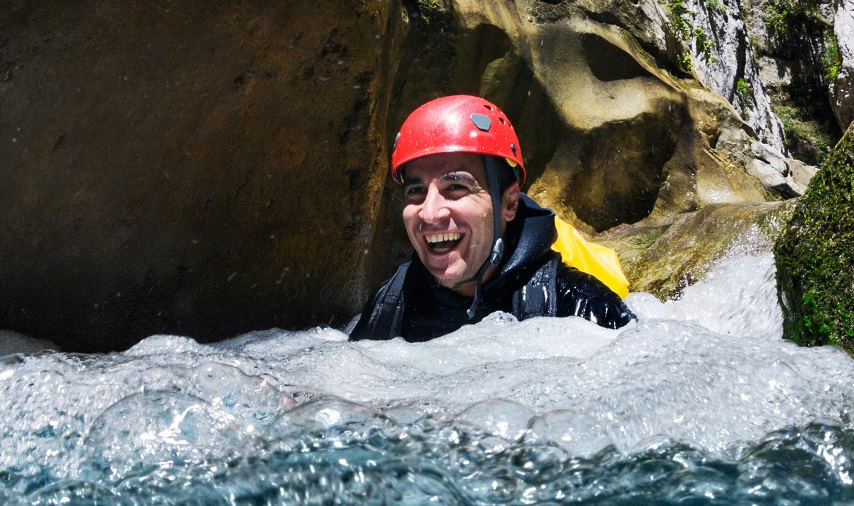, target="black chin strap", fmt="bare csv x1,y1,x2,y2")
467,156,505,319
